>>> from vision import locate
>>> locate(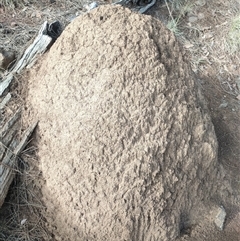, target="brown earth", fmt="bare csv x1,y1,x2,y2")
23,5,231,241
0,1,240,241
